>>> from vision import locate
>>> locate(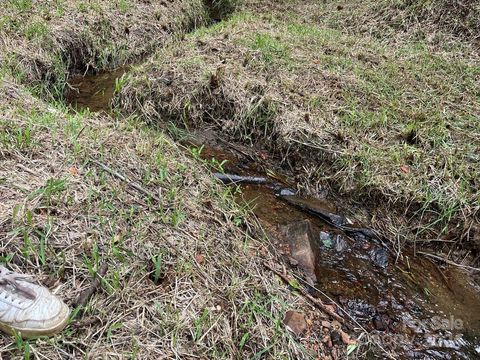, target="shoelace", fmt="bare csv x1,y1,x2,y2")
0,266,36,300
